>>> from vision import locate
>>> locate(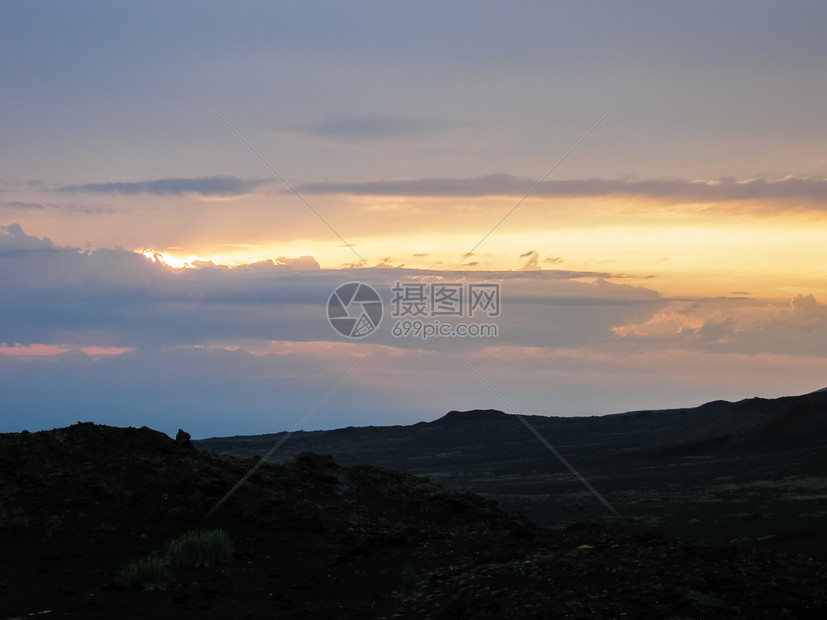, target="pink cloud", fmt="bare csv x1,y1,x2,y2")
81,346,135,356
0,343,70,357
